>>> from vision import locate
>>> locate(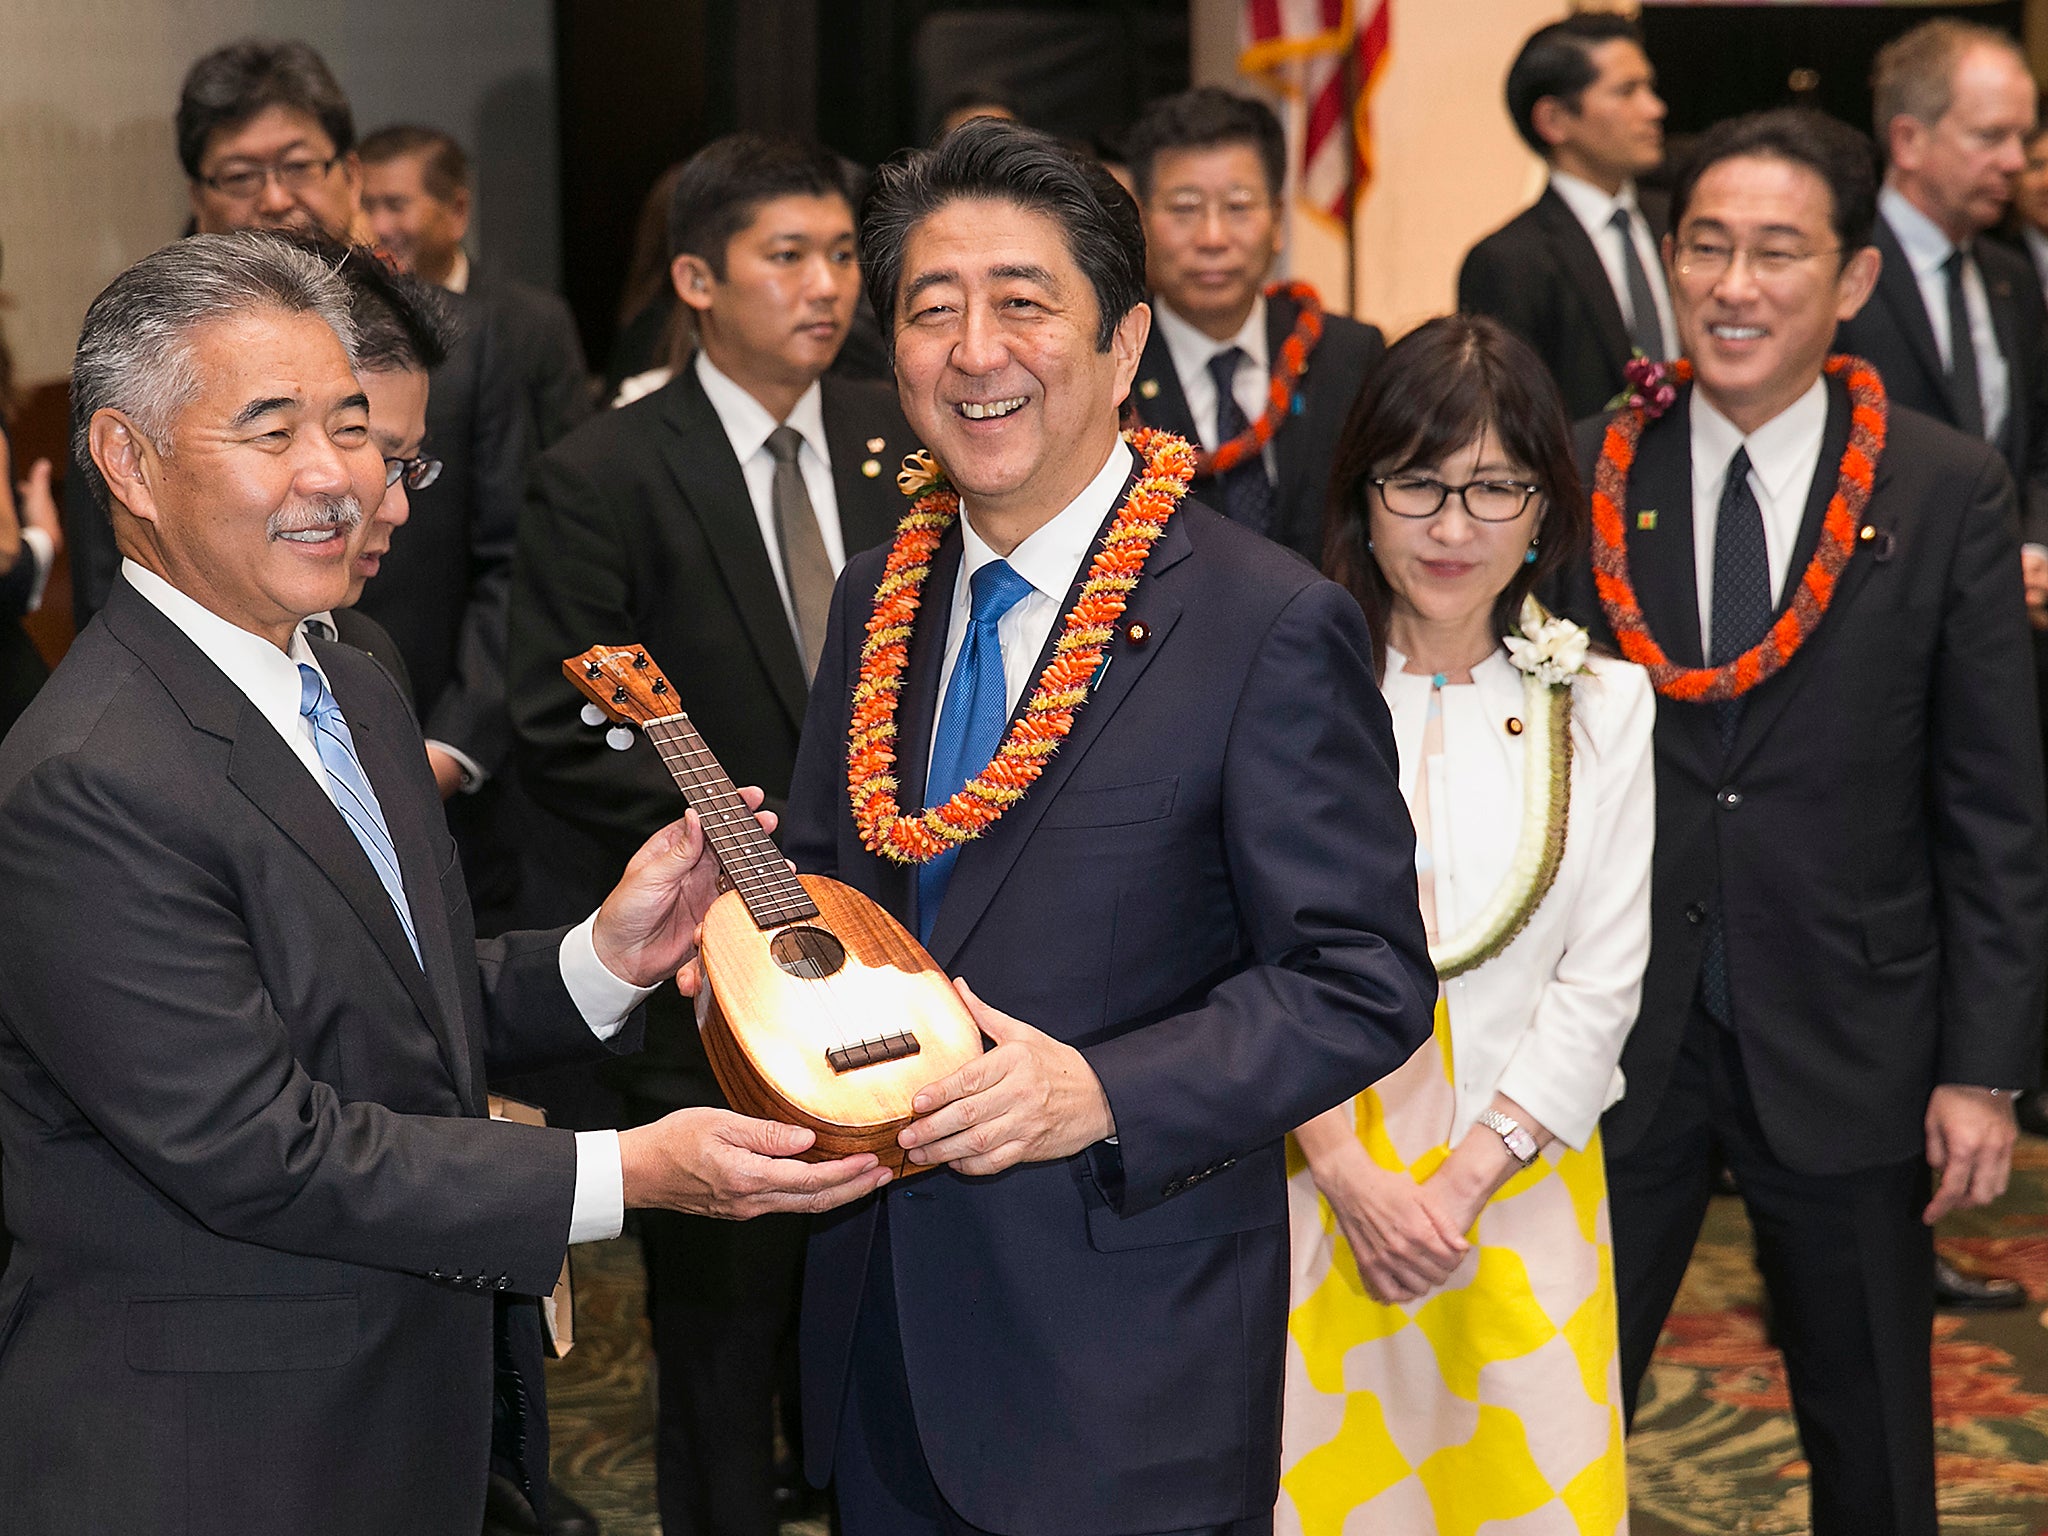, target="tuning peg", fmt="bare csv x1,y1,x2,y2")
605,725,636,752
580,703,607,727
